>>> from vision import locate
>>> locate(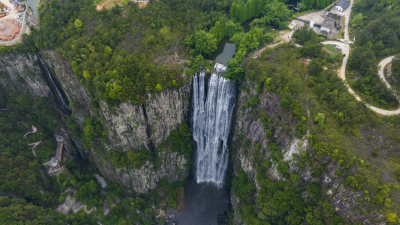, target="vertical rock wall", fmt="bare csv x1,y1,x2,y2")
40,50,192,193
0,53,50,97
